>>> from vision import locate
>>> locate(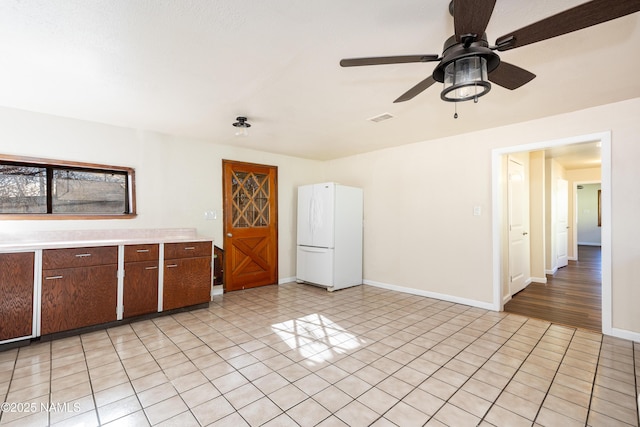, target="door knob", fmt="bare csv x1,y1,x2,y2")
227,233,233,237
